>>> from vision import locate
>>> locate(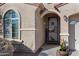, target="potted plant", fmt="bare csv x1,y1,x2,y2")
56,39,68,56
